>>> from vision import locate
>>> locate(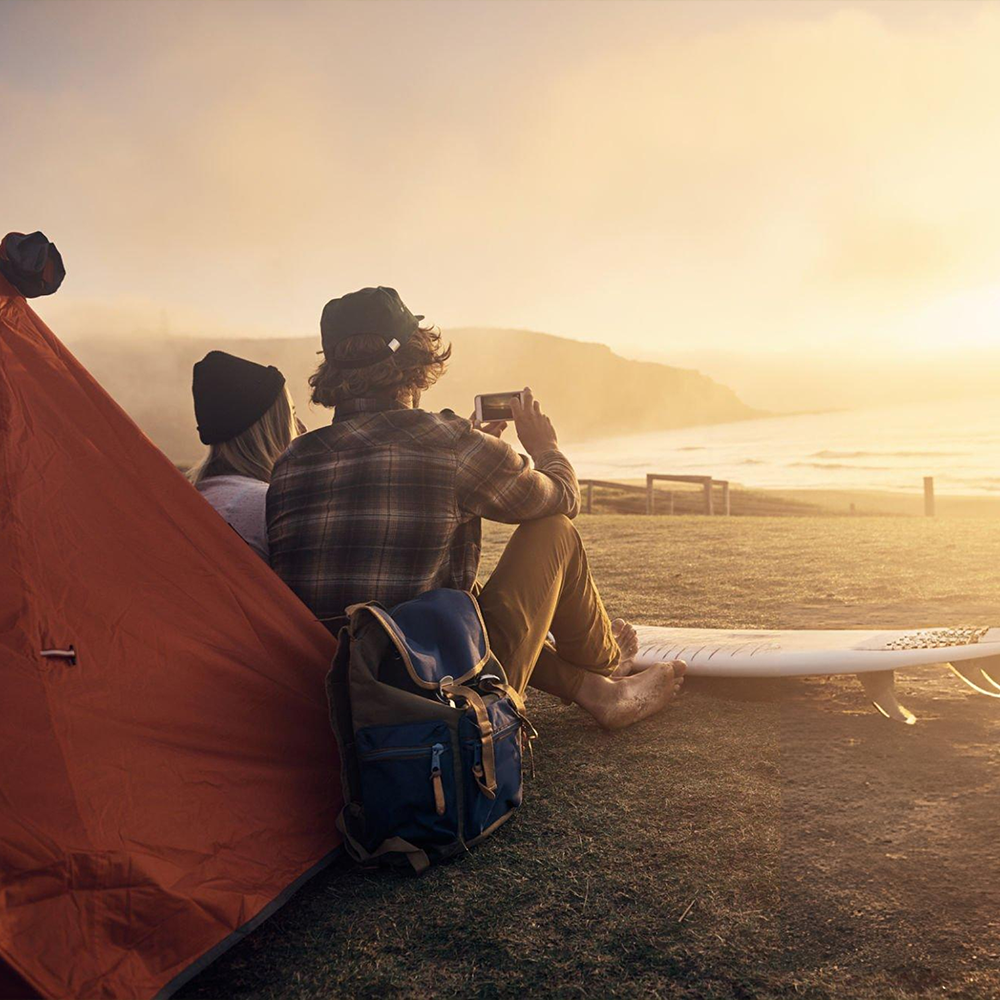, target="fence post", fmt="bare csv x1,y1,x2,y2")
924,476,935,518
703,478,714,515
668,491,675,515
647,475,655,515
722,481,731,516
584,481,593,515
